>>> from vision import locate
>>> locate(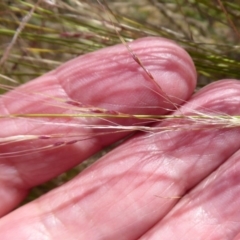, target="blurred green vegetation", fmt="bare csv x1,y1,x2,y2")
1,0,240,201
1,0,240,86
